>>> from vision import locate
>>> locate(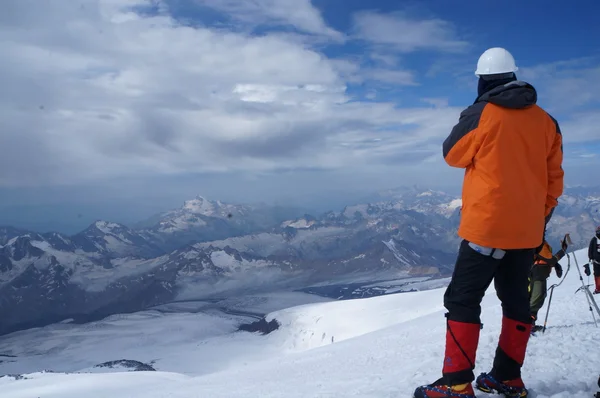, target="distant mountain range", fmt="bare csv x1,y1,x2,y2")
0,186,598,336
